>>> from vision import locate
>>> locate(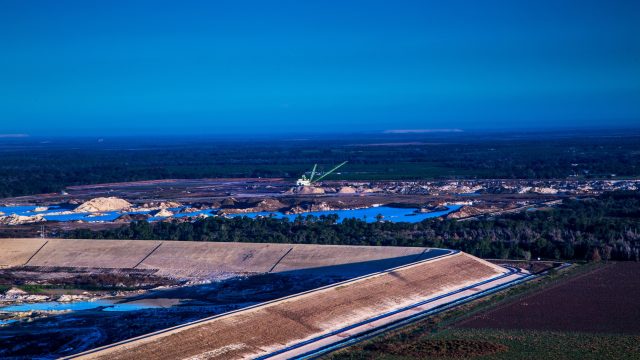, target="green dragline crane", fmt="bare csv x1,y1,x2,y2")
296,161,348,186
